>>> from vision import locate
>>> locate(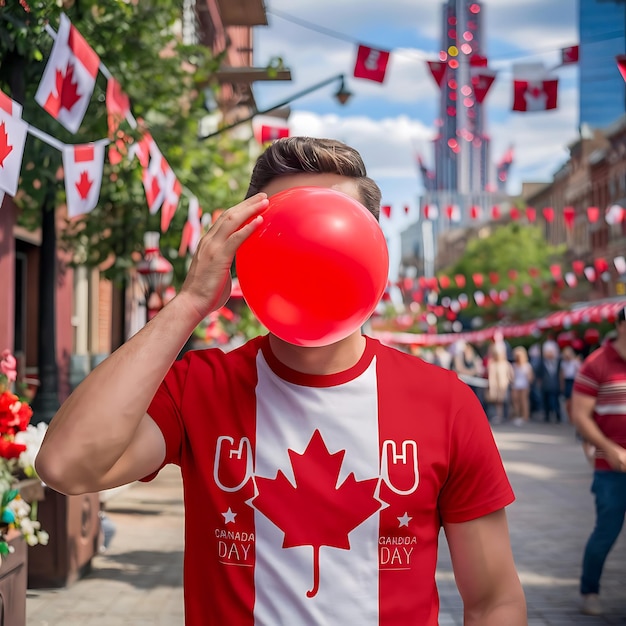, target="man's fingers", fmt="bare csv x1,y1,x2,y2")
209,193,268,240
